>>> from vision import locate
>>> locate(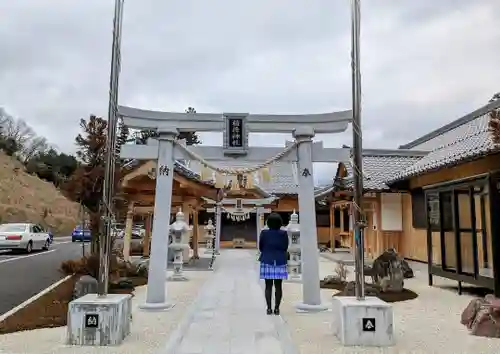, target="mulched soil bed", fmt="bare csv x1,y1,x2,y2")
0,275,147,335
320,280,419,303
